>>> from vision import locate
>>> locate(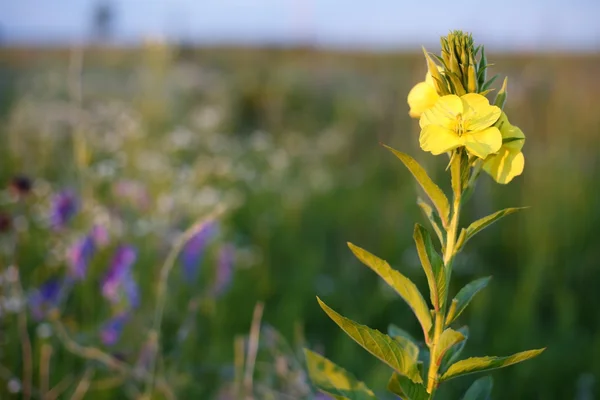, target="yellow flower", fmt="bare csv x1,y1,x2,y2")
419,93,502,159
483,112,525,184
407,72,439,118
